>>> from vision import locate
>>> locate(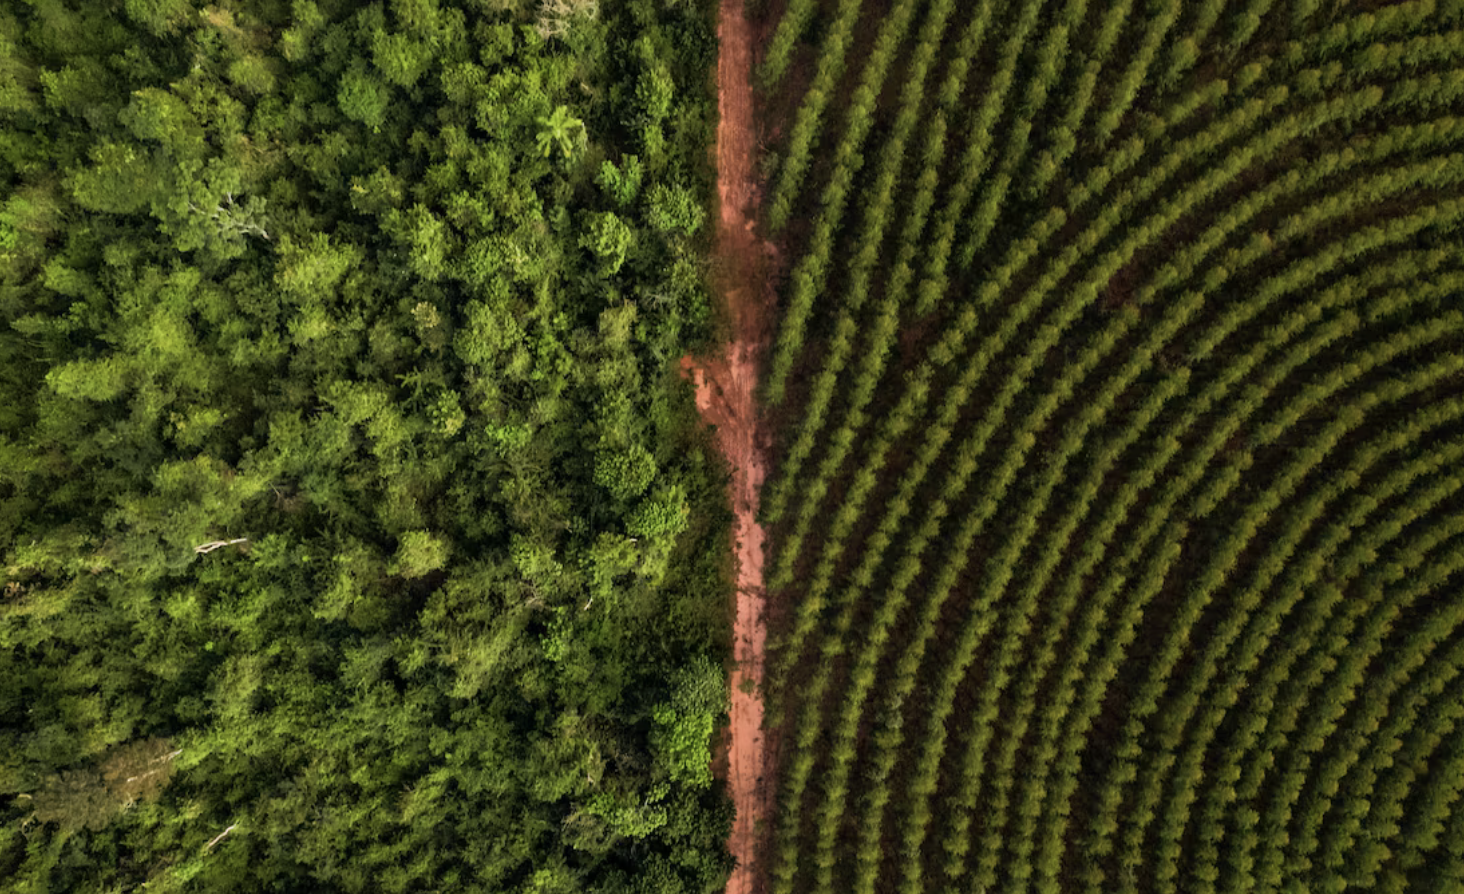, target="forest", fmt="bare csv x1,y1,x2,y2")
0,0,737,892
